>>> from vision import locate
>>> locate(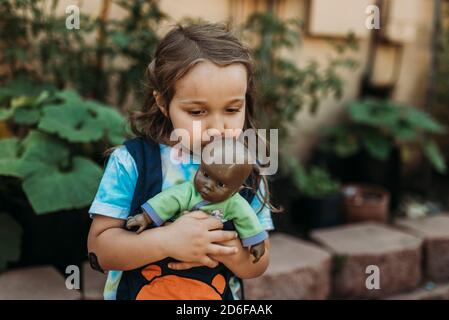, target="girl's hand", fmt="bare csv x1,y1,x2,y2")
161,211,239,268
168,238,238,271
